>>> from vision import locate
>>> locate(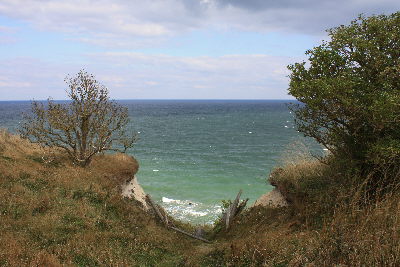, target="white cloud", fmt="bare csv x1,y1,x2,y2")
0,0,398,48
0,0,193,47
145,81,159,86
0,25,15,33
0,58,78,100
0,79,31,88
0,53,297,100
0,0,397,99
0,25,18,44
